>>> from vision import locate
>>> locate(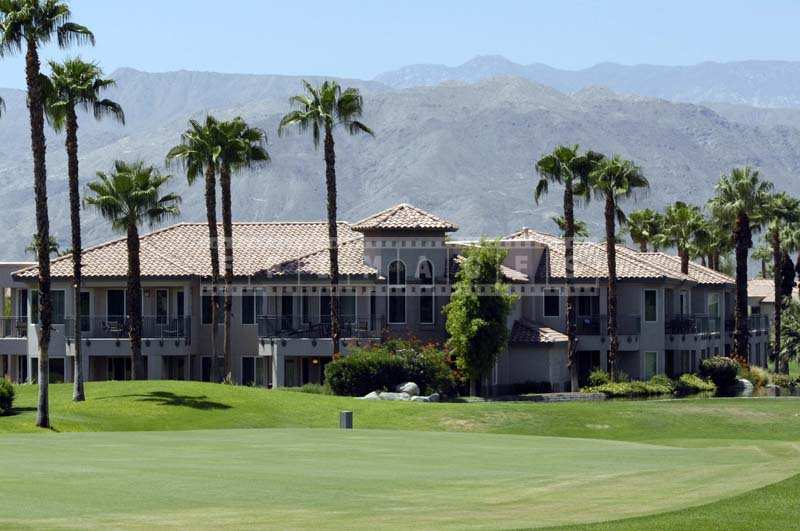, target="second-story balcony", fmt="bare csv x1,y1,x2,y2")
575,315,641,336
0,316,28,338
64,316,192,341
665,314,721,335
724,315,770,334
257,314,385,339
